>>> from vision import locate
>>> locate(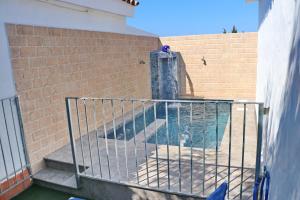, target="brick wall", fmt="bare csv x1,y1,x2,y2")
0,170,31,200
6,24,257,173
160,33,257,100
6,24,159,172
